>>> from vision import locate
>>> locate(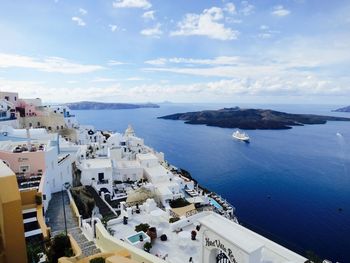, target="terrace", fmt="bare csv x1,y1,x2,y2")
12,143,46,153
109,203,201,263
16,171,43,191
